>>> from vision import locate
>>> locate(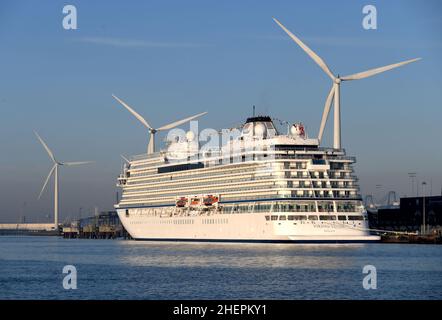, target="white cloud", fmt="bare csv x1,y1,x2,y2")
75,37,209,48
